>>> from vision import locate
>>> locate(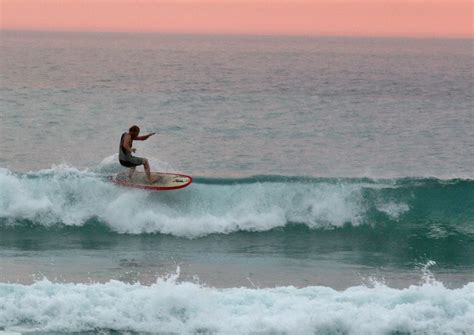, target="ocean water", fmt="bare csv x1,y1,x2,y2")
0,31,473,334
